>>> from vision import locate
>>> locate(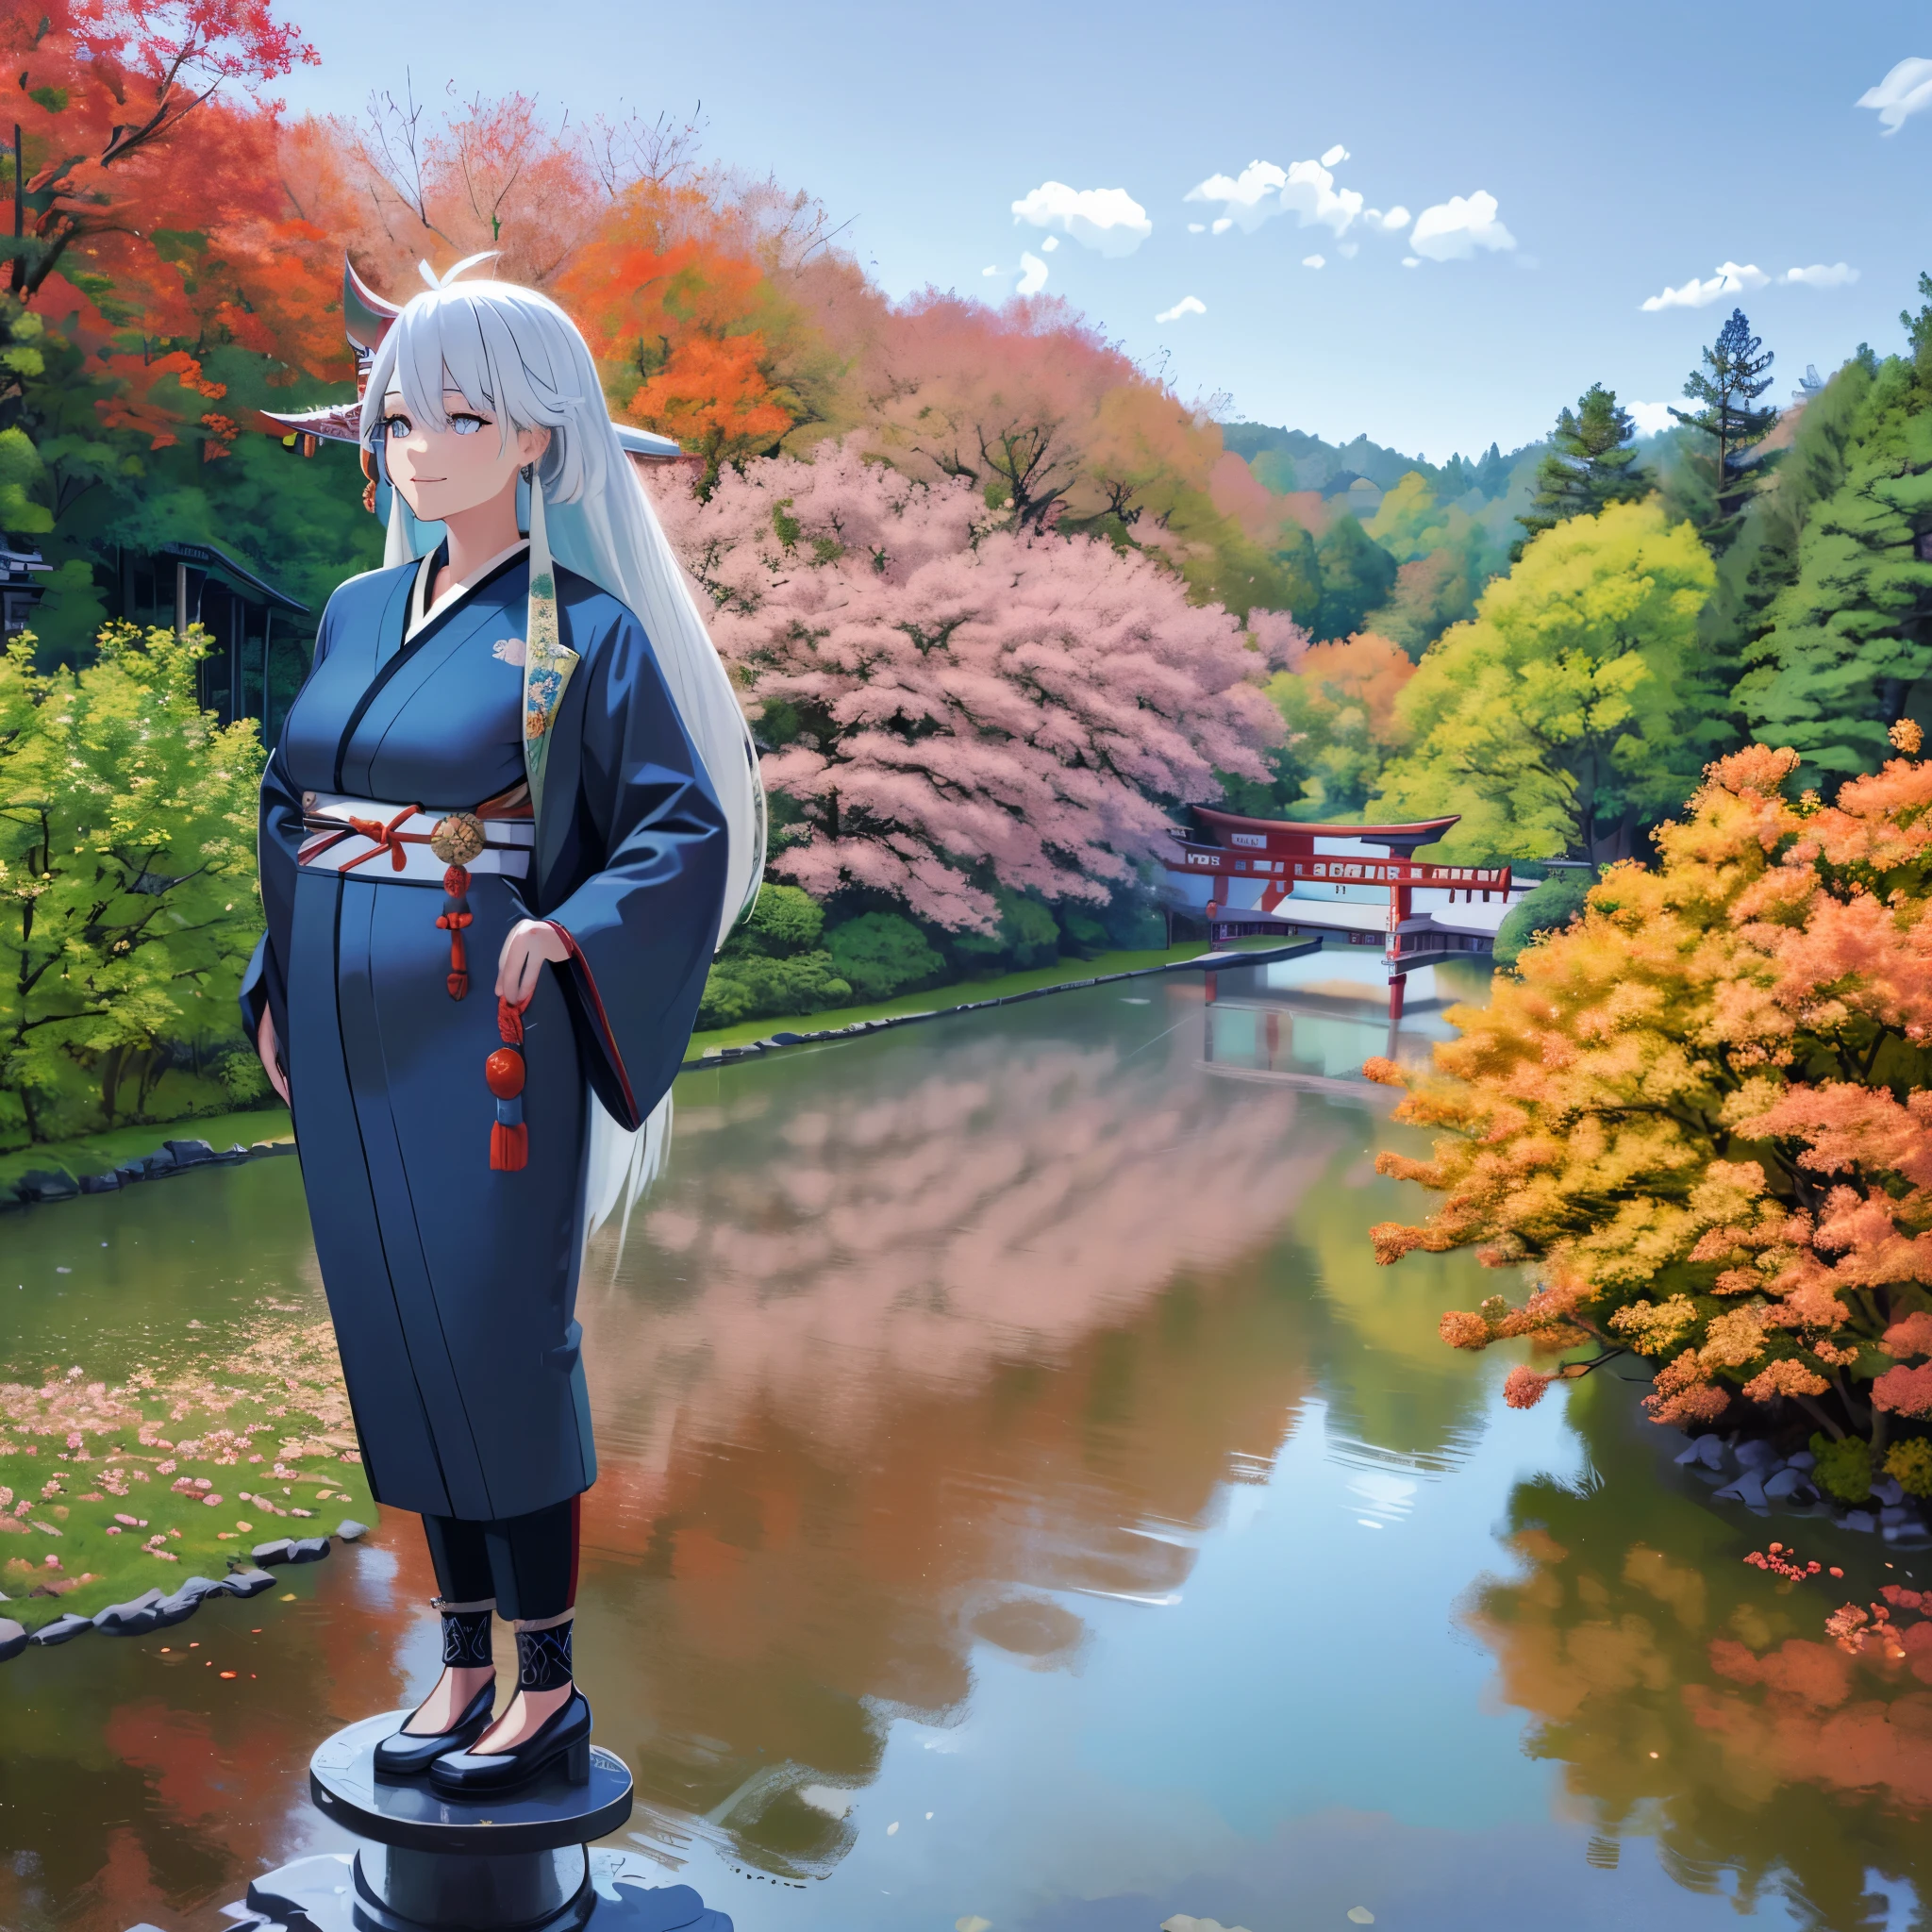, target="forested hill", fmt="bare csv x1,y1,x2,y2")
1221,422,1539,503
